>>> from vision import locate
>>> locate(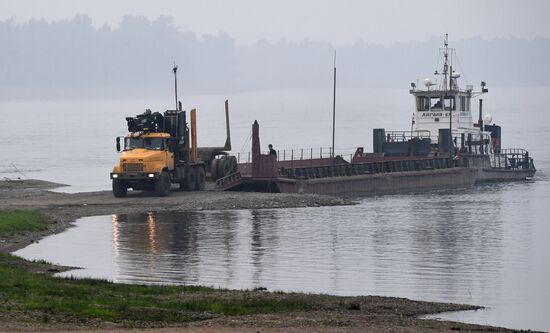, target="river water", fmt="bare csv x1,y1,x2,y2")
4,86,550,331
